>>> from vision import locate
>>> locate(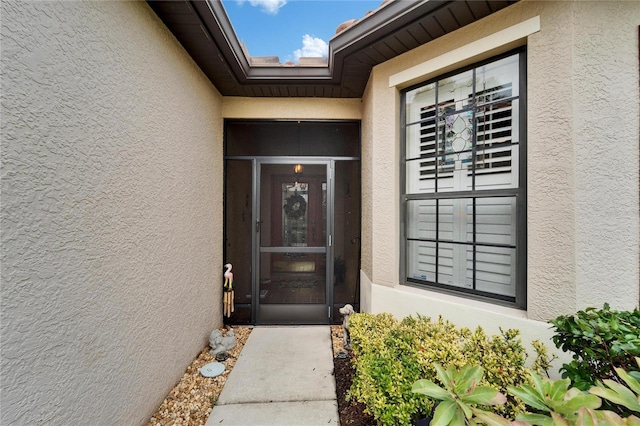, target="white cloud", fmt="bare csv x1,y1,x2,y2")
293,34,328,61
236,0,287,15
